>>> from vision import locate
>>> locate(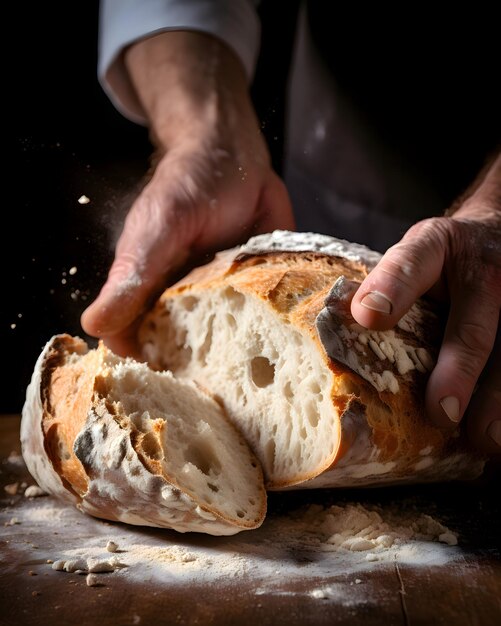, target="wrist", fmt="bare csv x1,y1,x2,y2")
449,153,501,223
